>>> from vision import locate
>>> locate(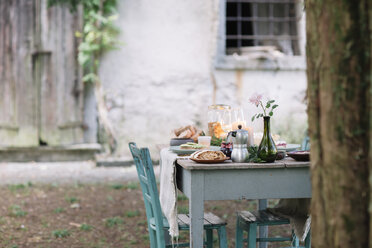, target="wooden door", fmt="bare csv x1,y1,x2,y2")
0,0,84,147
